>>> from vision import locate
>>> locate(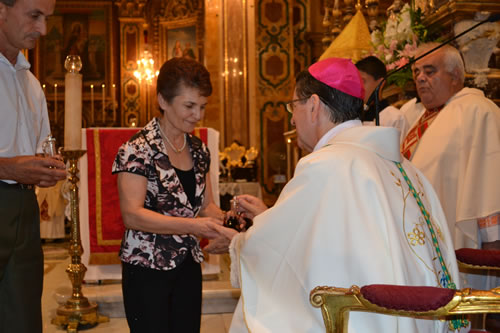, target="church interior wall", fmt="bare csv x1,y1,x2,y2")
30,0,500,206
